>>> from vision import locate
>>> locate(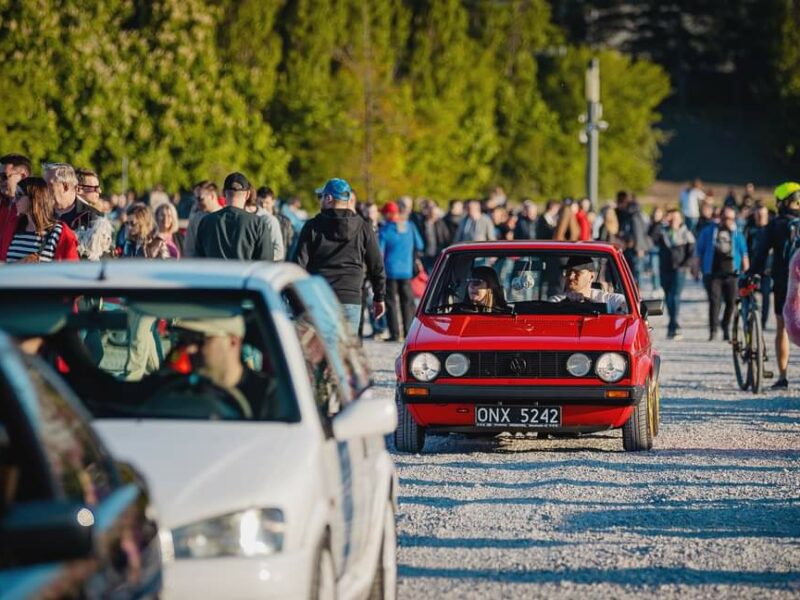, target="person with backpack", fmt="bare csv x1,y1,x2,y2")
695,205,749,341
749,182,800,389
